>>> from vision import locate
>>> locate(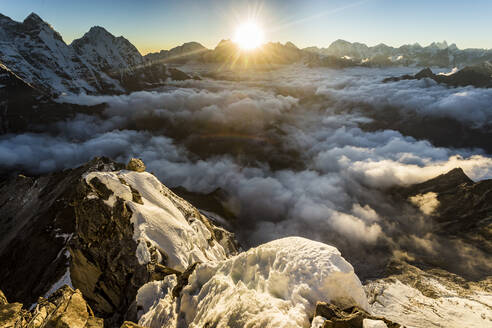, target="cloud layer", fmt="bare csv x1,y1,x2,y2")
2,65,492,279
